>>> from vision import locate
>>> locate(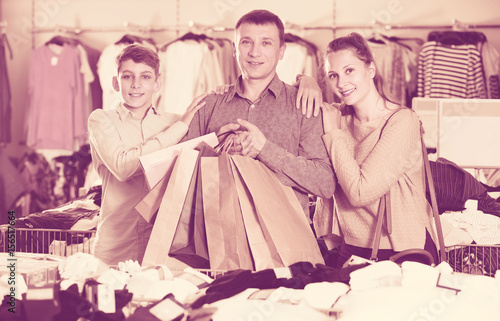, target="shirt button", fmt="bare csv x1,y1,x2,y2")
250,104,255,109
